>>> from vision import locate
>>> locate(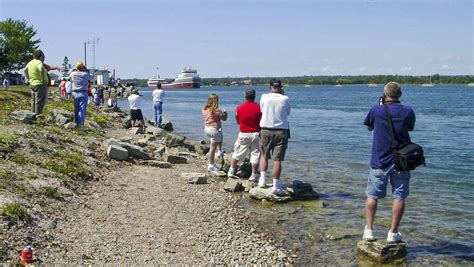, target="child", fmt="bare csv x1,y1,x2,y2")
202,93,227,171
